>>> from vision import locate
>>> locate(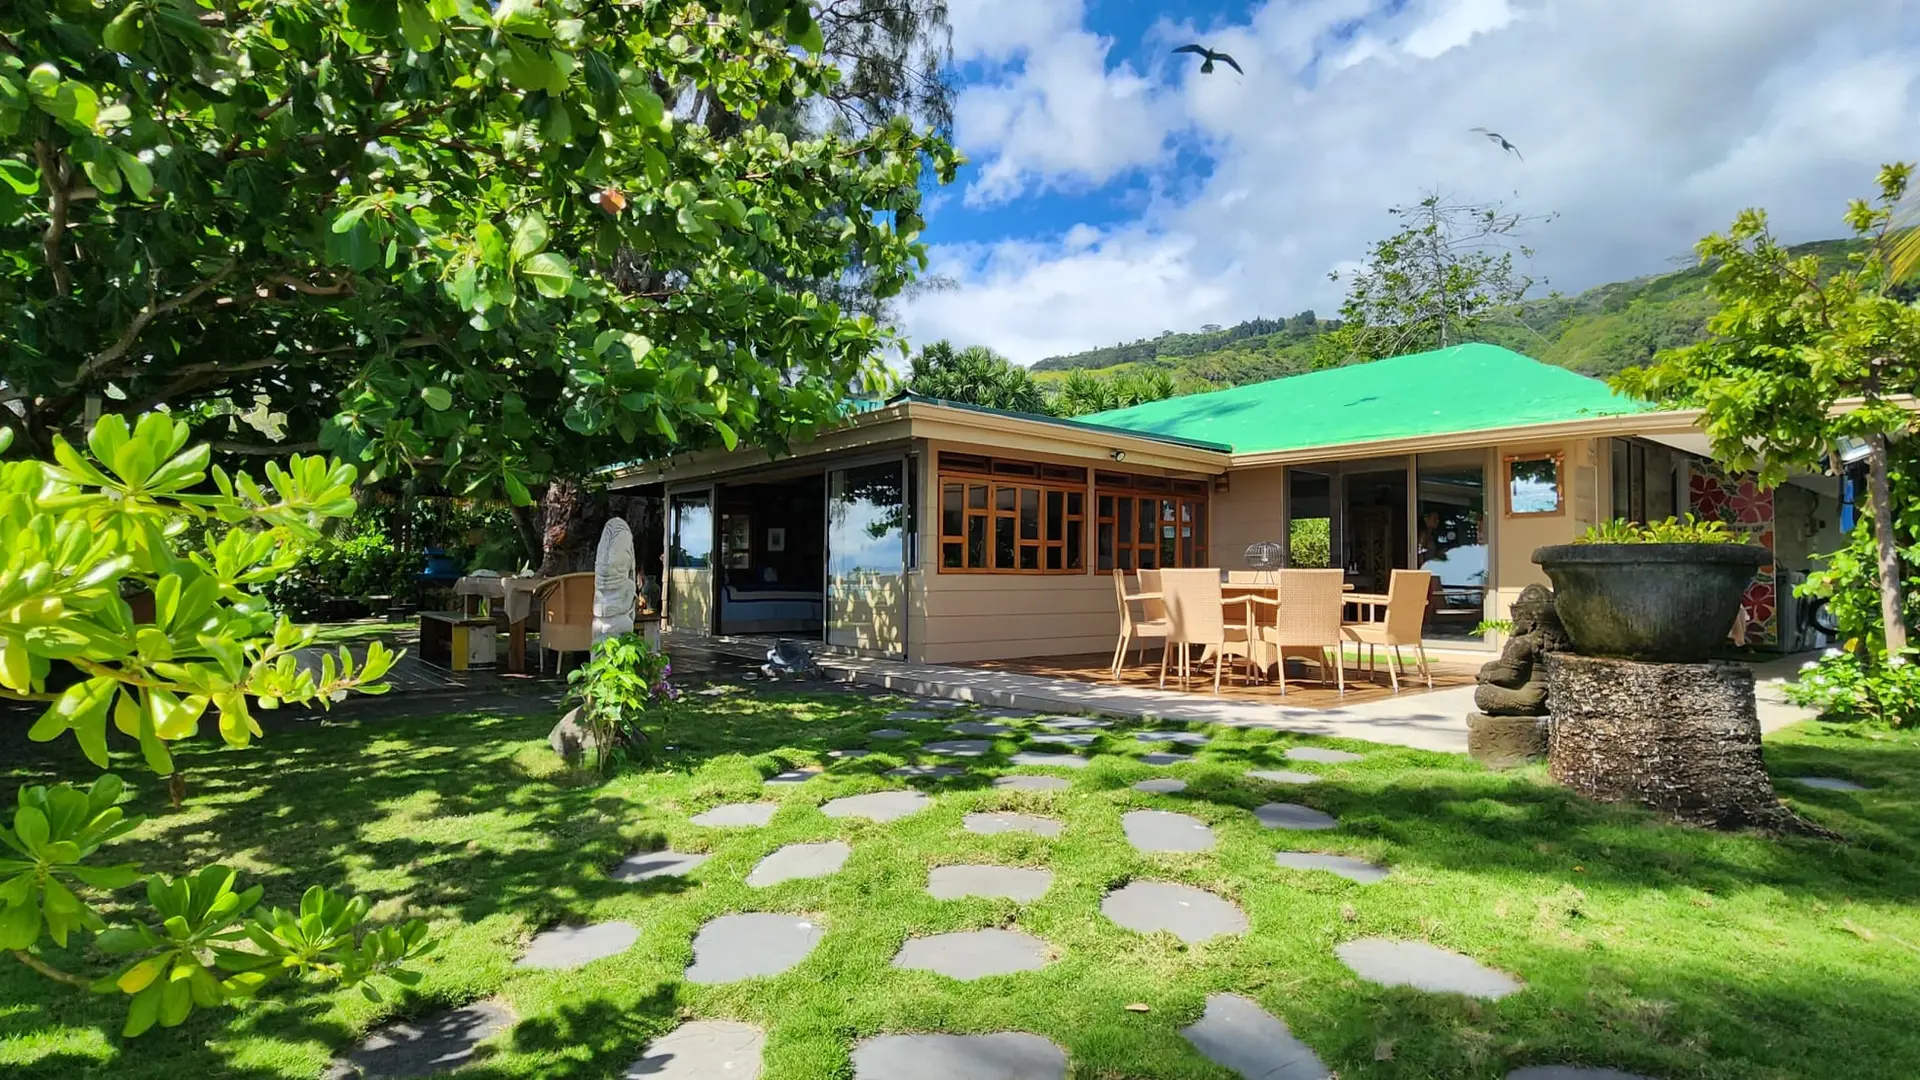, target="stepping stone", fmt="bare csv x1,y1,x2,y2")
828,748,873,759
1133,778,1187,794
1507,1070,1660,1080
1037,716,1112,730
327,1000,513,1079
1009,751,1090,769
612,850,710,882
1286,746,1361,764
821,790,931,822
1180,993,1331,1080
693,802,779,827
517,922,639,969
869,728,912,739
1123,809,1215,852
1028,732,1096,747
927,864,1054,902
766,767,822,786
891,929,1051,979
993,774,1070,792
974,707,1040,719
1141,751,1193,766
1248,769,1321,785
1273,852,1389,884
886,710,946,722
1256,803,1338,831
948,721,1013,736
746,841,851,887
886,764,966,779
1136,730,1210,746
1789,776,1867,791
964,811,1064,837
684,913,823,984
1335,938,1521,999
624,1020,766,1080
1101,881,1248,944
852,1033,1066,1080
924,739,993,757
